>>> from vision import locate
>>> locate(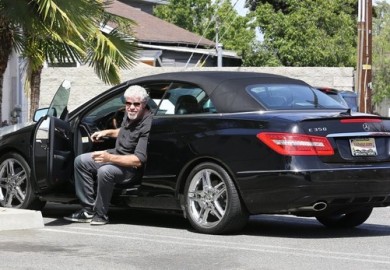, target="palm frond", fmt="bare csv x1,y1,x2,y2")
84,28,138,84
2,0,139,86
